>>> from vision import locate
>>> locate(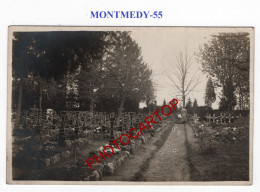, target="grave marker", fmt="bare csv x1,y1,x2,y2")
35,109,41,134
58,111,66,147
108,117,116,143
